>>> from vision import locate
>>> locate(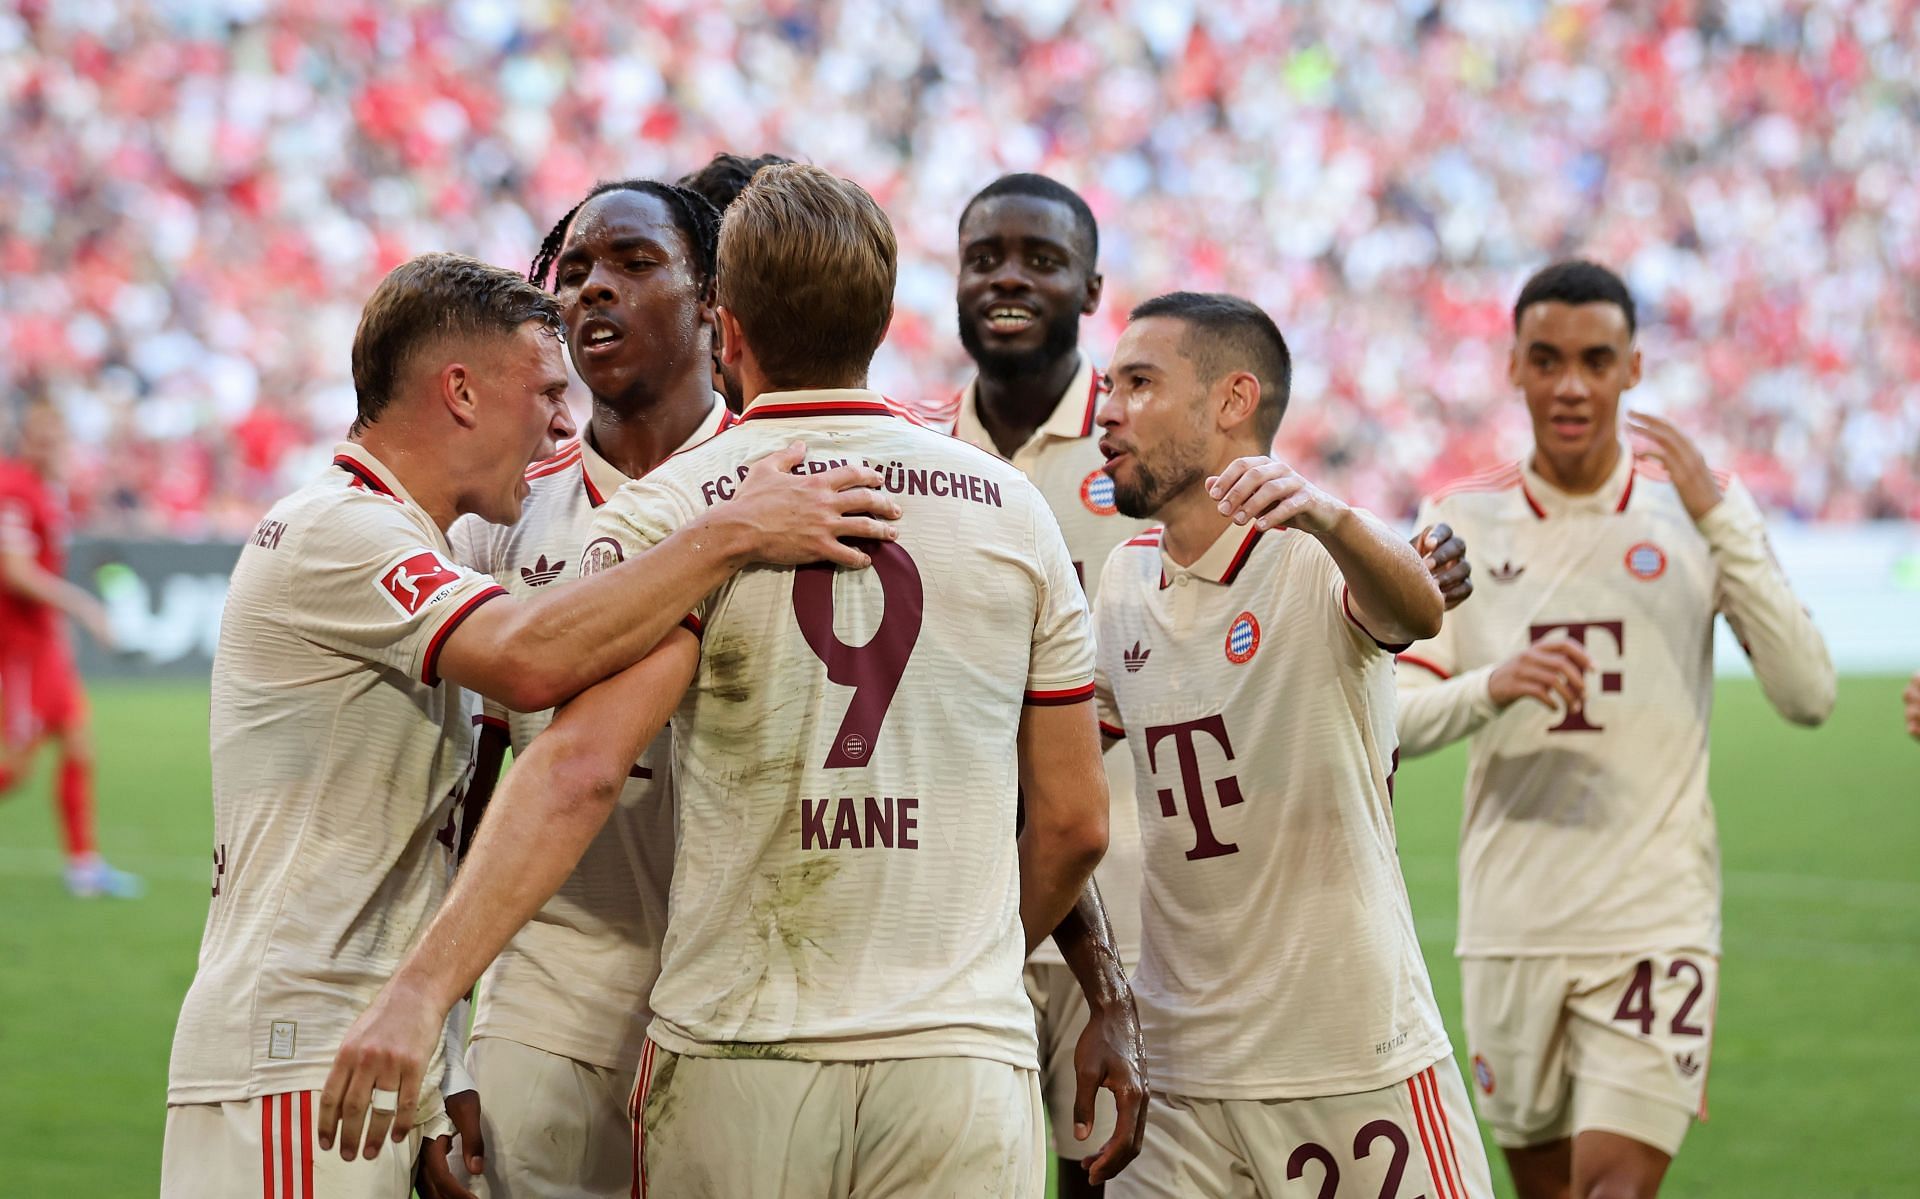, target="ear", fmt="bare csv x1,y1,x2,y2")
441,362,481,430
716,307,746,367
1215,370,1262,436
1625,343,1643,390
1082,271,1104,317
1507,342,1523,389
